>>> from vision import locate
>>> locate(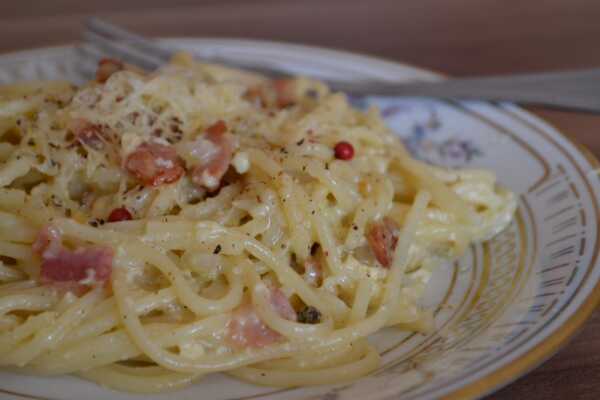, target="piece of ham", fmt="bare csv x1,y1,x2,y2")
226,287,296,349
272,79,296,108
367,217,400,268
69,119,108,151
269,287,297,321
32,225,63,259
125,142,185,186
40,247,113,284
190,120,235,191
96,58,124,83
244,79,296,109
33,226,113,286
